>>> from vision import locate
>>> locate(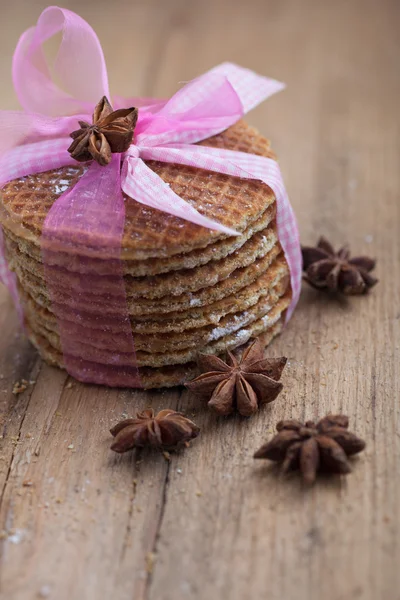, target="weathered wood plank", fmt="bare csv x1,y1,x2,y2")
0,293,39,495
0,376,181,599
